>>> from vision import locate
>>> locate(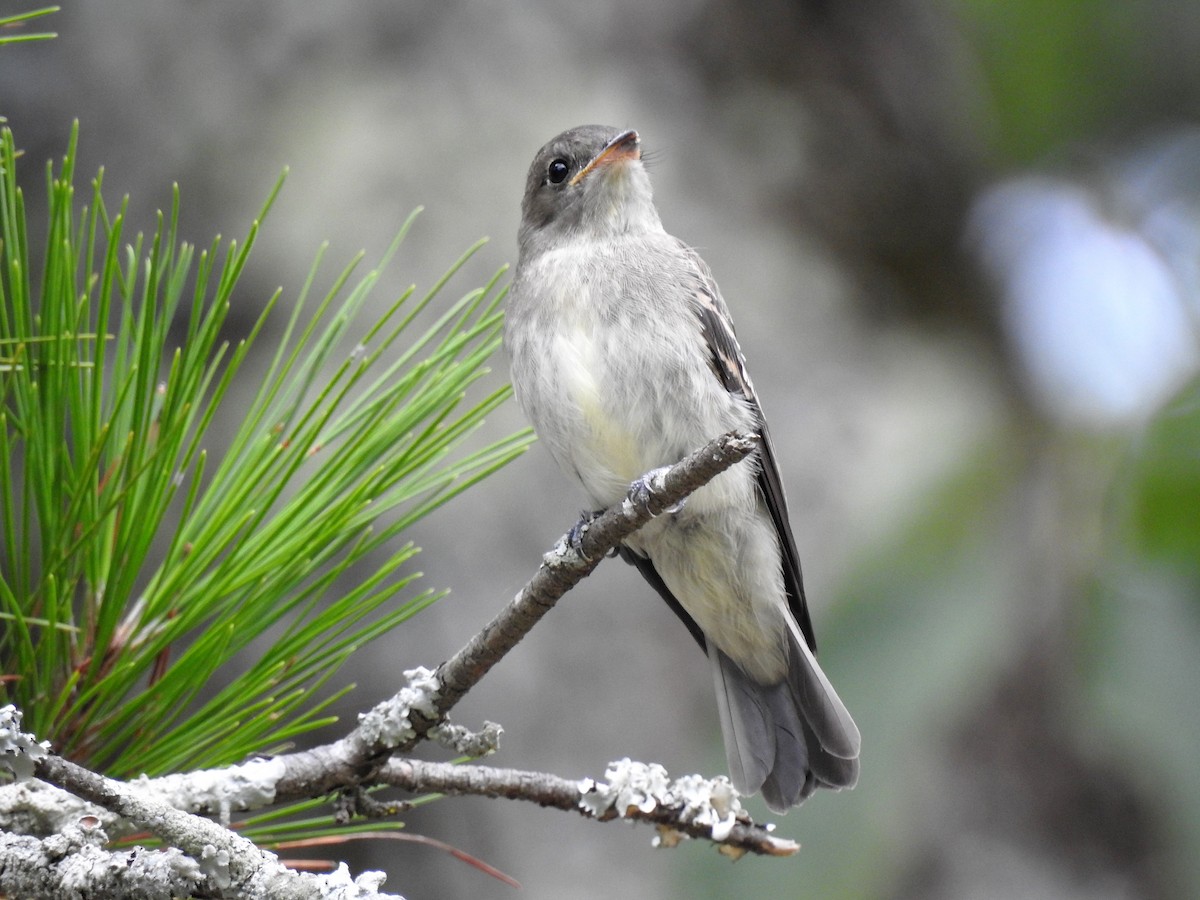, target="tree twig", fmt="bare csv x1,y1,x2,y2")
32,754,402,899
0,825,207,900
2,705,401,899
379,757,799,858
420,429,761,730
